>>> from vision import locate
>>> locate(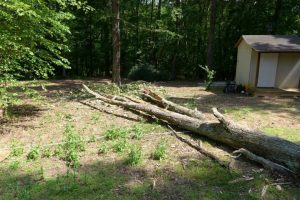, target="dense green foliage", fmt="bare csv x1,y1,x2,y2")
1,0,300,81
67,0,300,80
0,0,75,81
